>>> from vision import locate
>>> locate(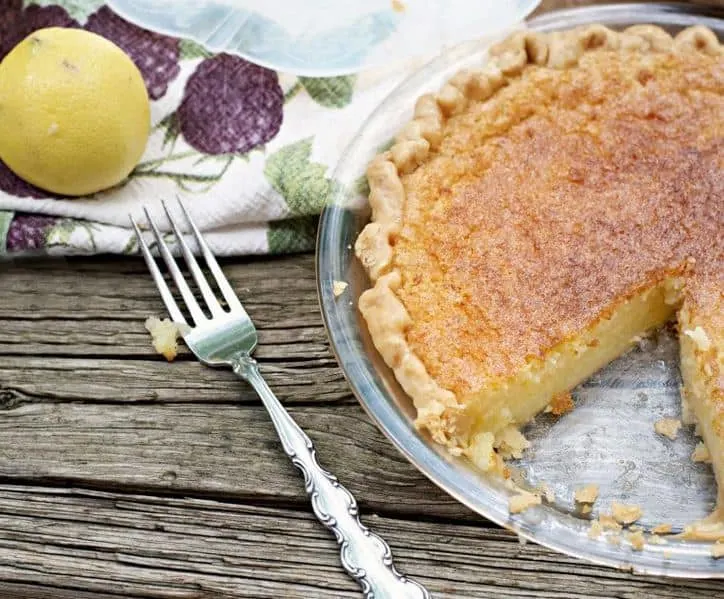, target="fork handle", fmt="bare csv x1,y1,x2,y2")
233,356,431,599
